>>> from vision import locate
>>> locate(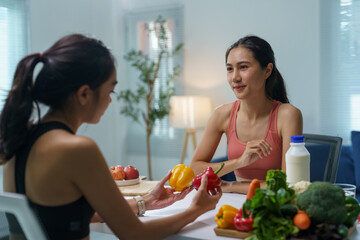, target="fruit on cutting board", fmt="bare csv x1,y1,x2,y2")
124,165,139,180
109,165,139,180
109,165,125,180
